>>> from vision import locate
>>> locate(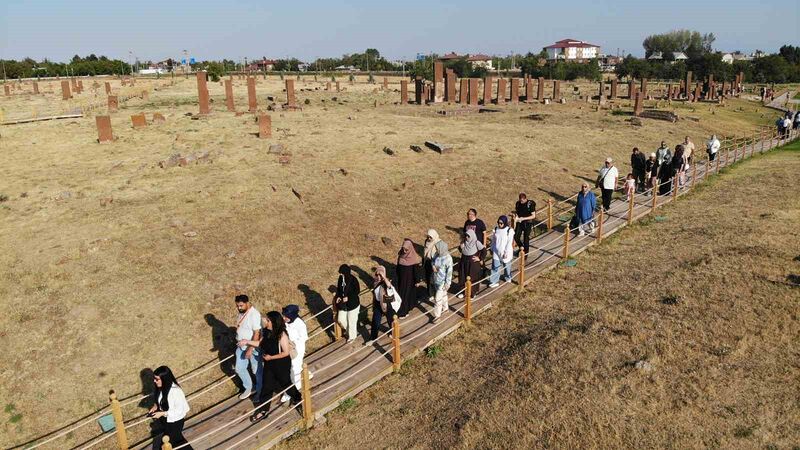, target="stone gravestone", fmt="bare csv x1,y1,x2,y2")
707,74,715,100
598,81,605,103
496,78,506,104
459,78,469,104
78,80,84,93
483,77,494,105
509,78,519,104
693,82,701,102
153,113,166,123
628,80,635,99
61,80,72,100
285,79,297,108
258,114,271,138
468,78,479,105
326,81,331,91
225,80,235,112
96,116,113,143
525,78,534,103
552,80,561,102
415,77,423,105
197,72,210,115
131,113,147,128
446,71,456,103
537,77,545,102
640,78,647,98
433,61,444,103
248,77,258,112
633,91,643,116
105,82,111,95
610,79,617,99
400,80,408,104
33,82,39,95
141,90,149,101
108,95,118,112
3,85,9,96
685,71,692,98
336,81,340,92
383,77,388,90
423,84,431,103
